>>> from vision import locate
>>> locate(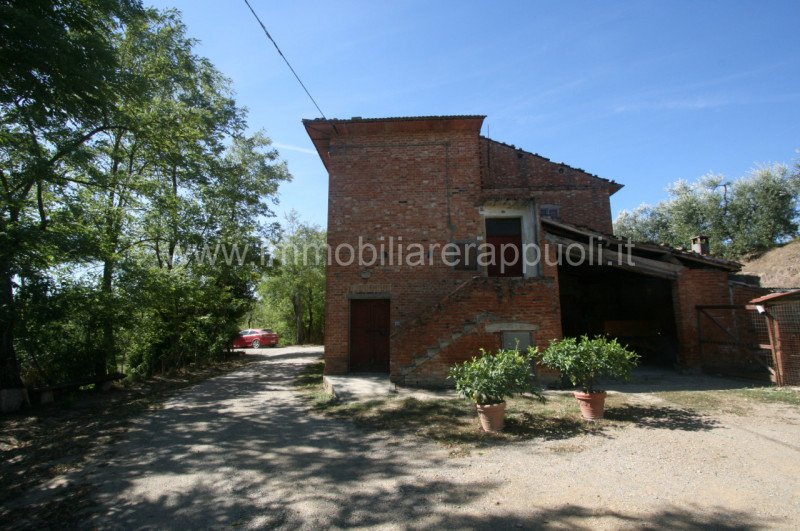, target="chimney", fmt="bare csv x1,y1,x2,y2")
691,235,710,255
